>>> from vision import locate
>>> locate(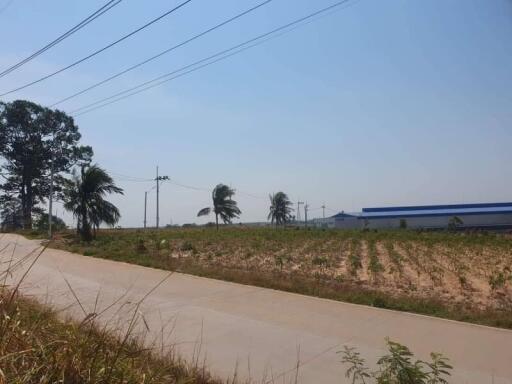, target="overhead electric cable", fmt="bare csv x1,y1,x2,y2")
109,171,153,182
0,0,193,97
0,0,15,15
0,0,123,78
51,0,274,107
168,180,210,192
70,0,354,116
